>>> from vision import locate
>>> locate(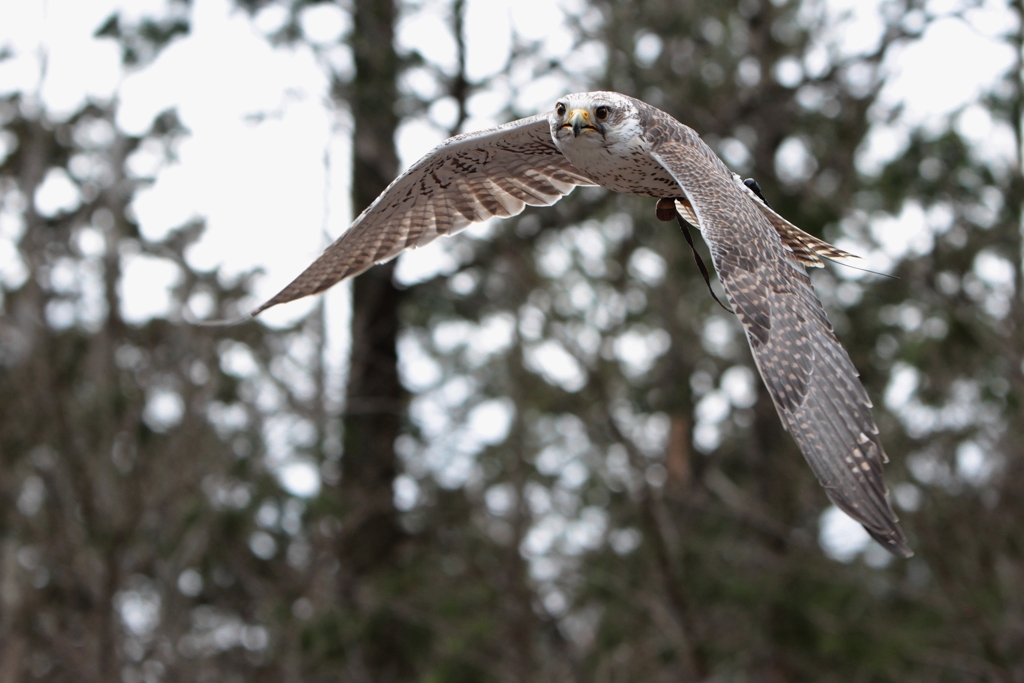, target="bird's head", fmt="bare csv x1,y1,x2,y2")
550,91,640,146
